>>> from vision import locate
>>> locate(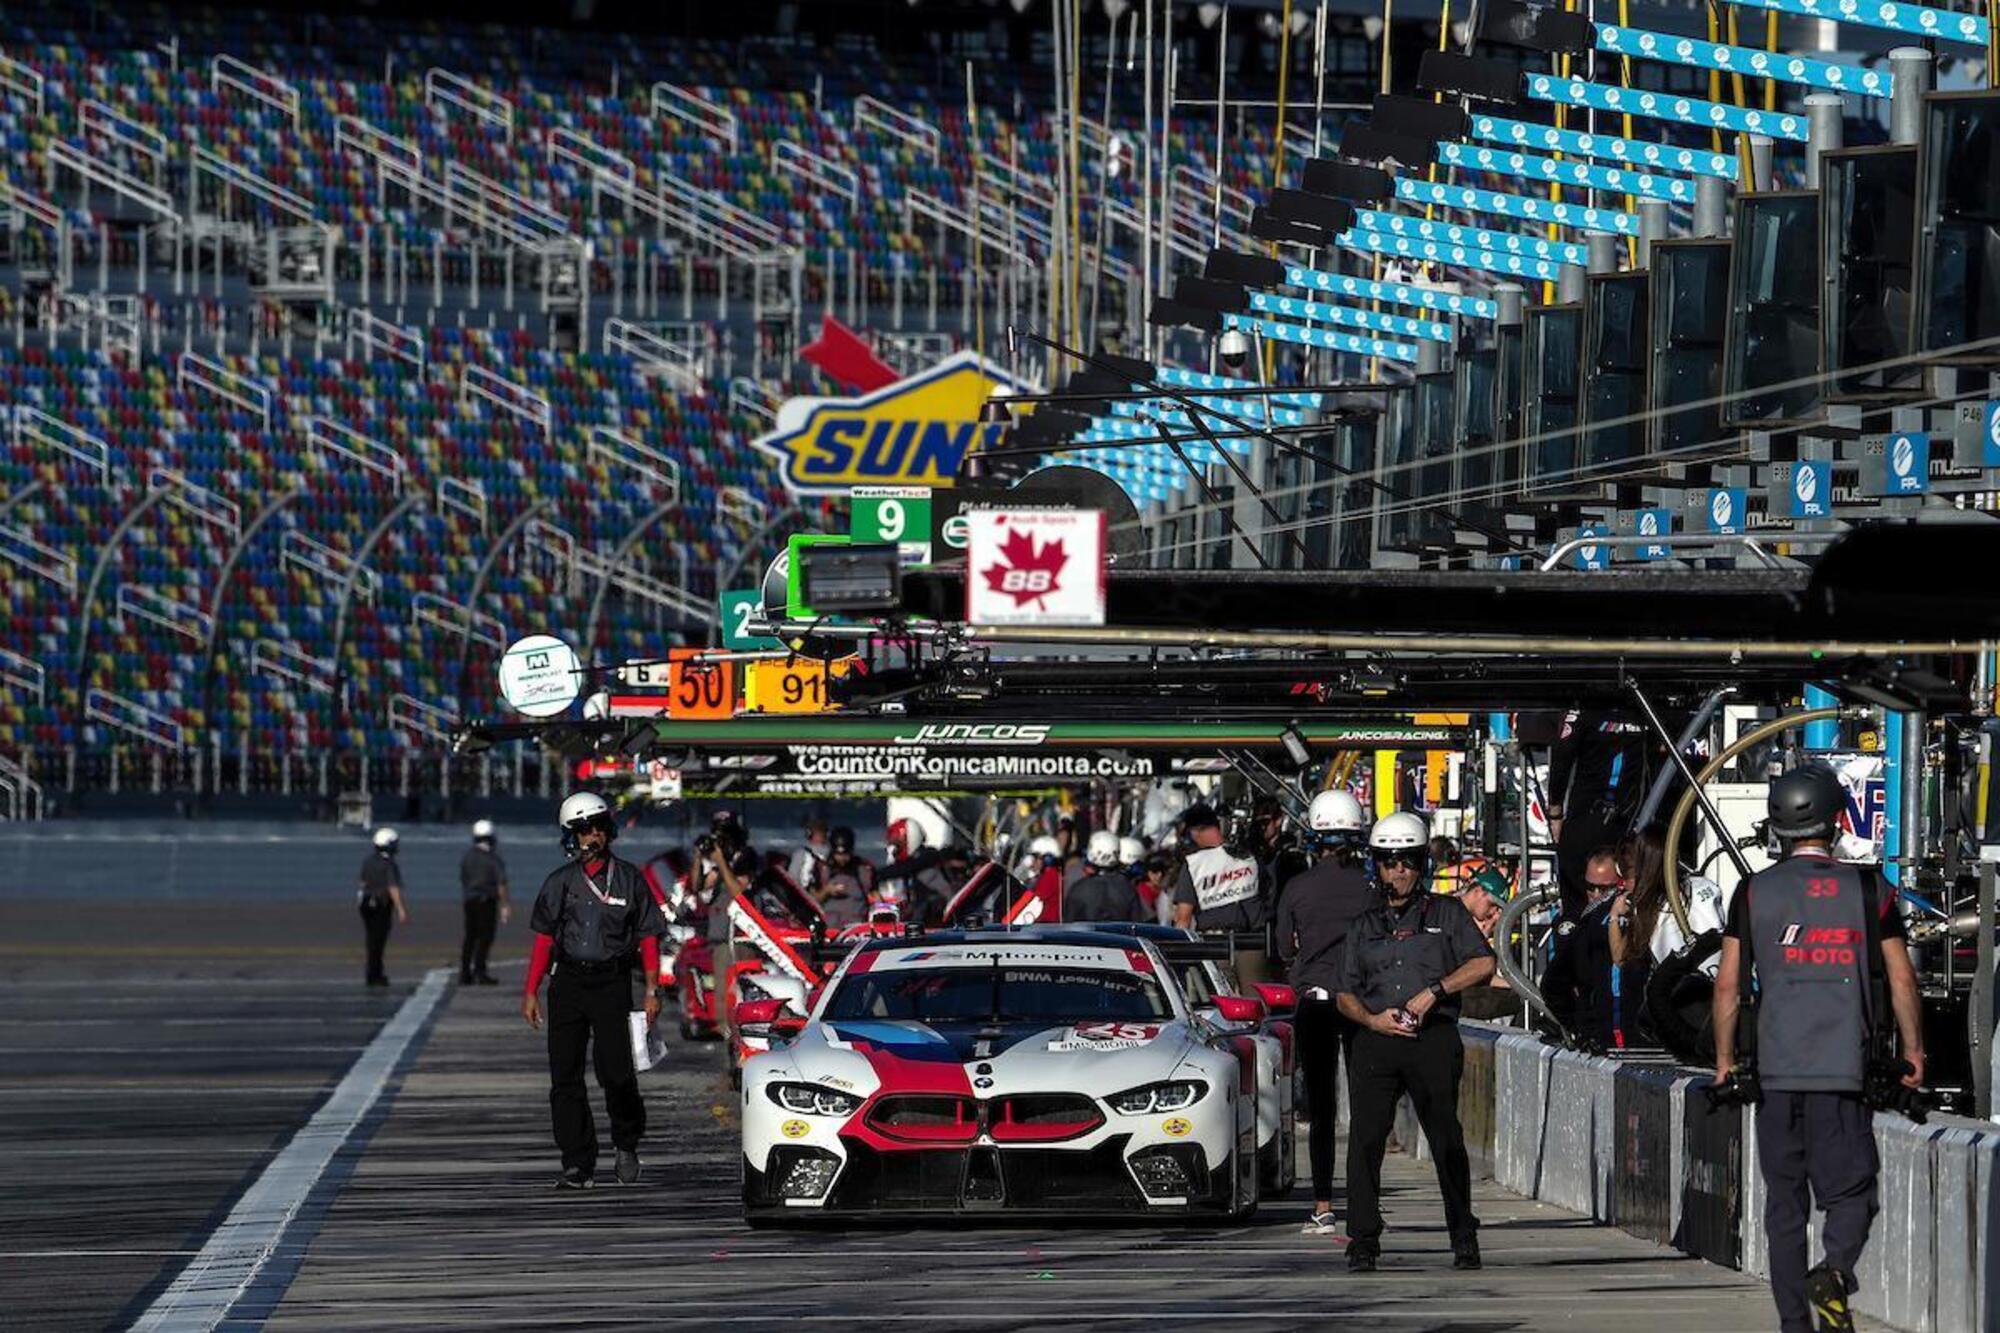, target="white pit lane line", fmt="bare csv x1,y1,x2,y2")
130,967,451,1333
